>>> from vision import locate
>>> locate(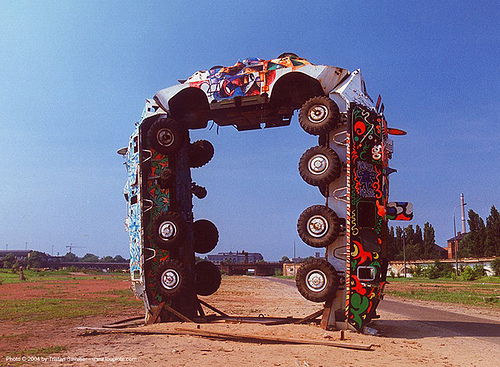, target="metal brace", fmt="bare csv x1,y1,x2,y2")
333,130,348,147
332,187,349,203
144,247,157,262
143,199,154,213
142,150,152,163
